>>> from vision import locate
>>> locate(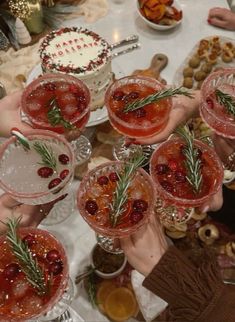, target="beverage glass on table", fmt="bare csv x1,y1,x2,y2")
200,68,235,139
21,72,92,164
0,129,74,223
77,159,155,253
0,221,73,321
105,75,172,164
150,130,224,226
